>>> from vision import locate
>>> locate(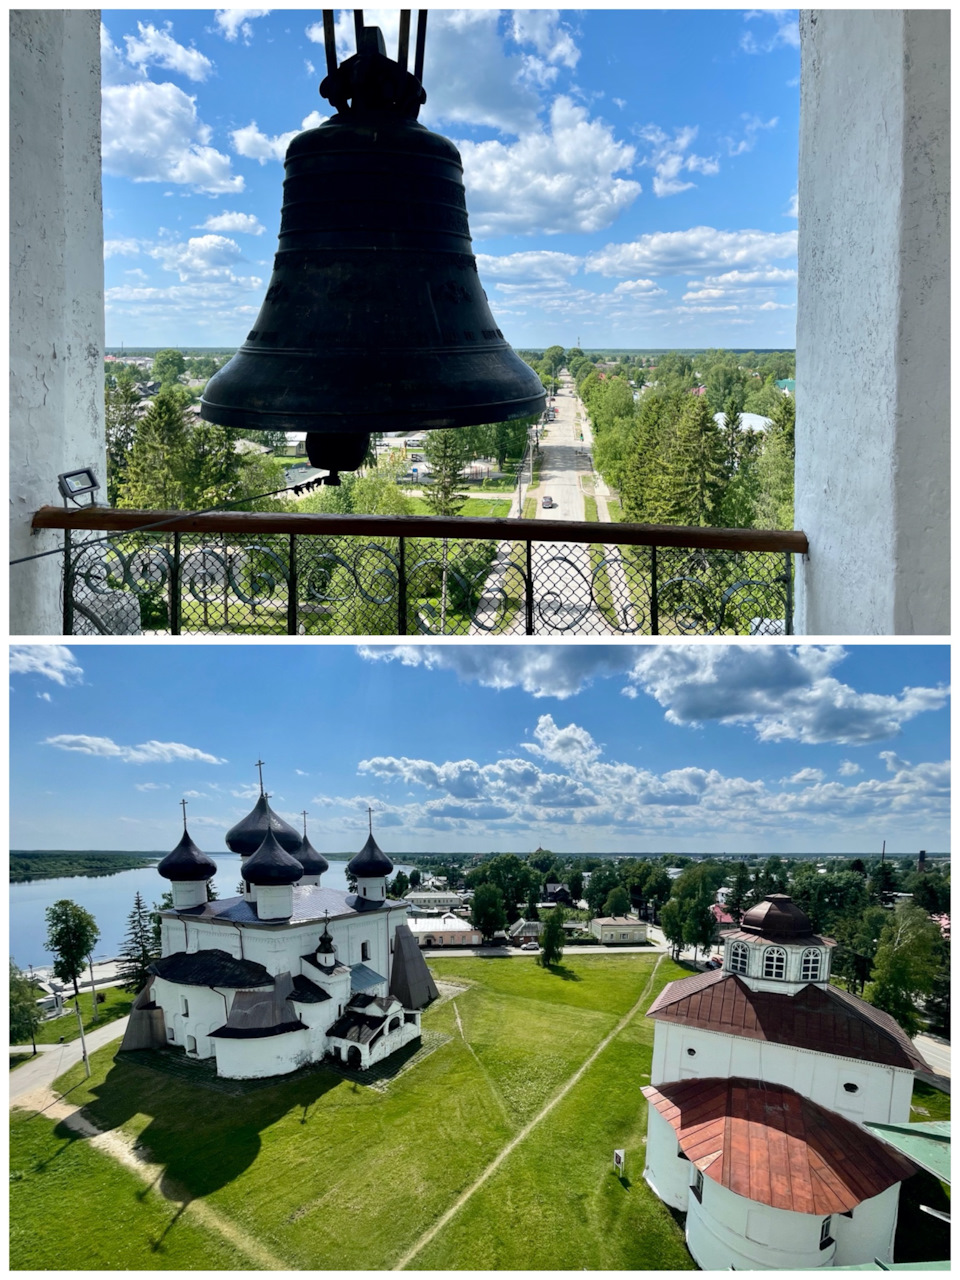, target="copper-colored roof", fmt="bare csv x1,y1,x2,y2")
741,894,813,938
642,1077,916,1215
647,971,928,1071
